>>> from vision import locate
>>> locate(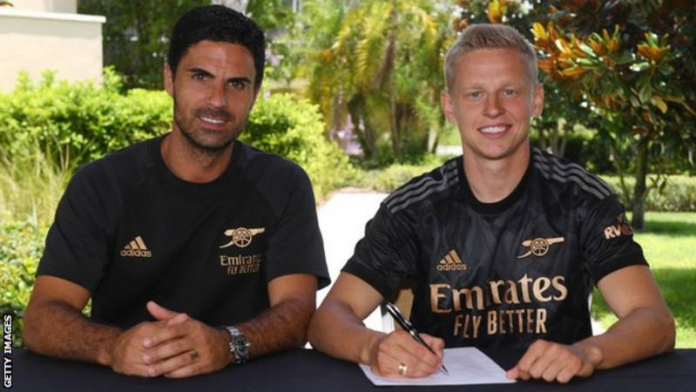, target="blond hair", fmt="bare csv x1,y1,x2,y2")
444,24,538,90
